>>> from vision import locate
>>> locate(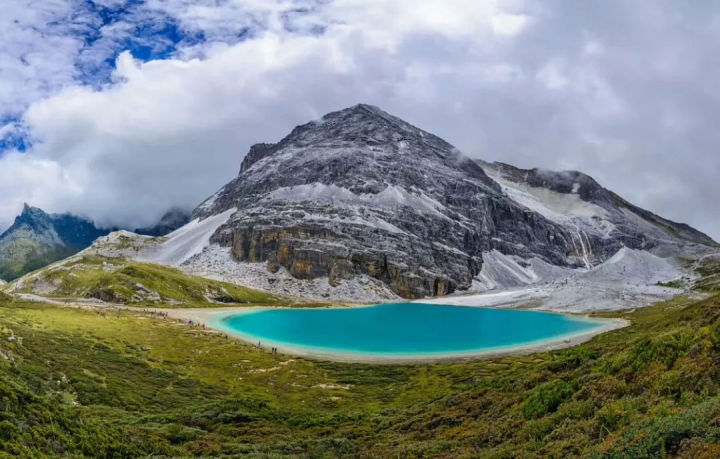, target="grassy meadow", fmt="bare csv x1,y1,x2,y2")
0,257,719,457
